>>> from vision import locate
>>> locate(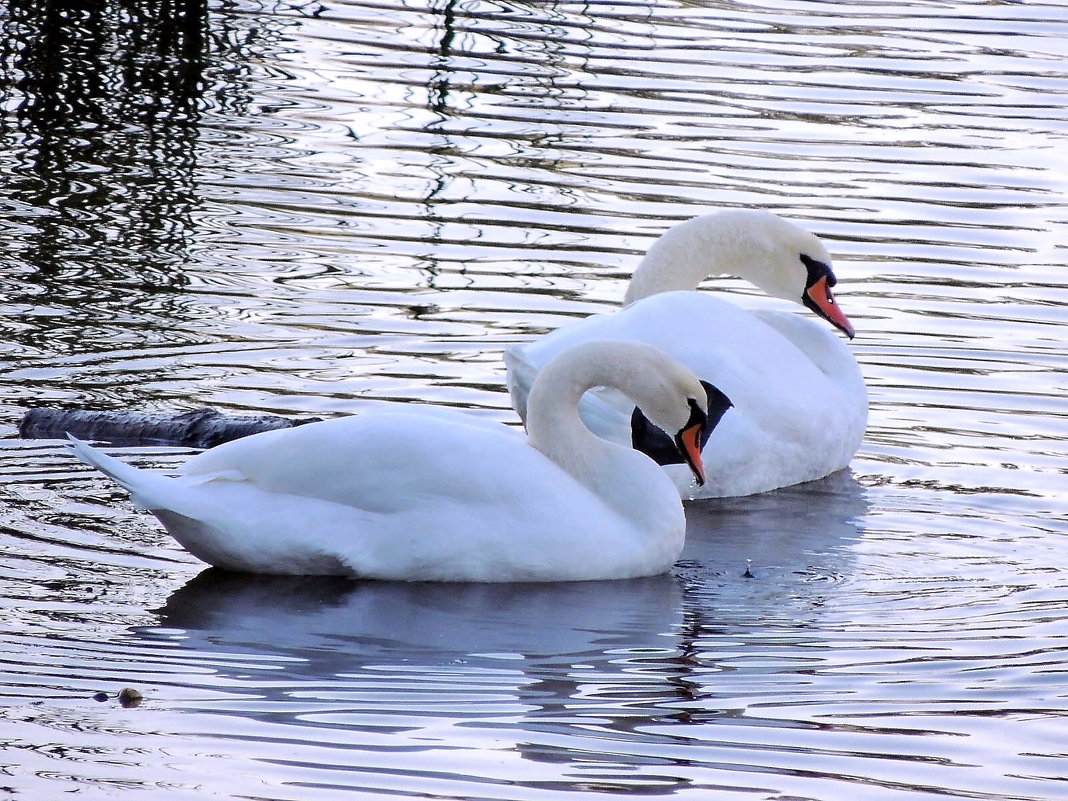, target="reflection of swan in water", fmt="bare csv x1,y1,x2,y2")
146,473,869,678
152,572,686,674
679,470,871,626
